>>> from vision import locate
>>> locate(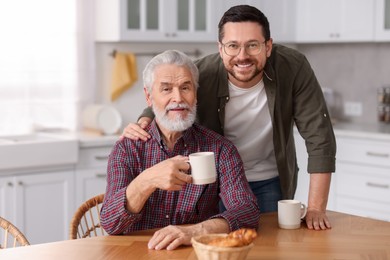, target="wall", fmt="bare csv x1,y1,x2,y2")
94,42,390,129
297,43,390,125
95,42,219,128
